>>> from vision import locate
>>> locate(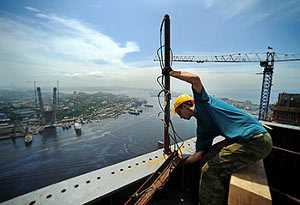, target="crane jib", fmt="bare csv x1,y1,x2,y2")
153,51,300,120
